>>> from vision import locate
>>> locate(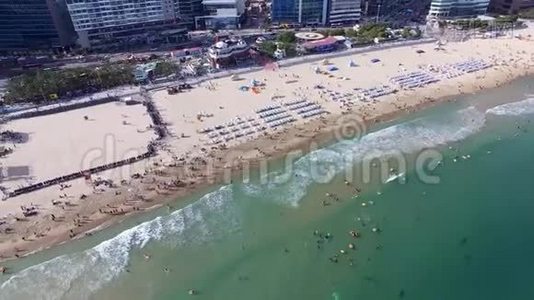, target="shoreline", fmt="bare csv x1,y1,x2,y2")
1,34,534,265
